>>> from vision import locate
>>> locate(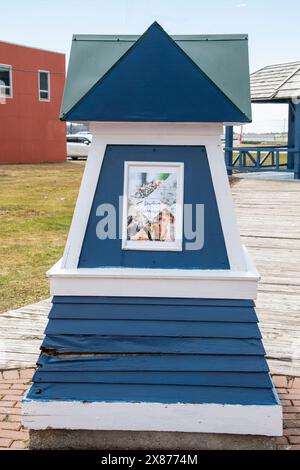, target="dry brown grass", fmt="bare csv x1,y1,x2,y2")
0,162,85,313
